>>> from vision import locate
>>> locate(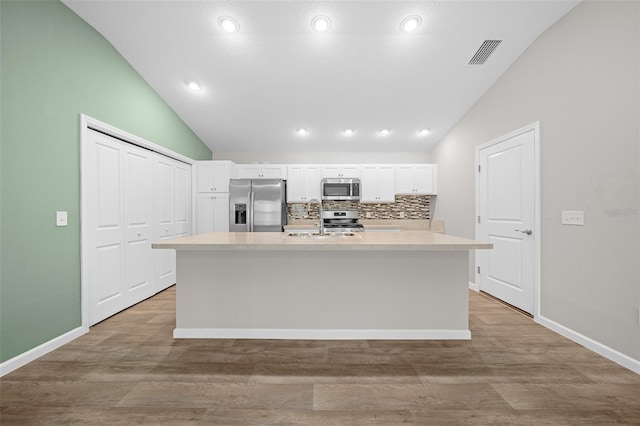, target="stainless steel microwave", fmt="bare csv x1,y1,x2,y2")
321,178,361,201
